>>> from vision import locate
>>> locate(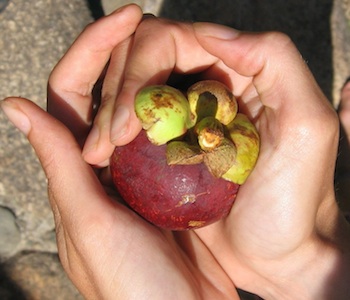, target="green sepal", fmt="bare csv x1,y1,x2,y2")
222,113,260,184
135,85,195,145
